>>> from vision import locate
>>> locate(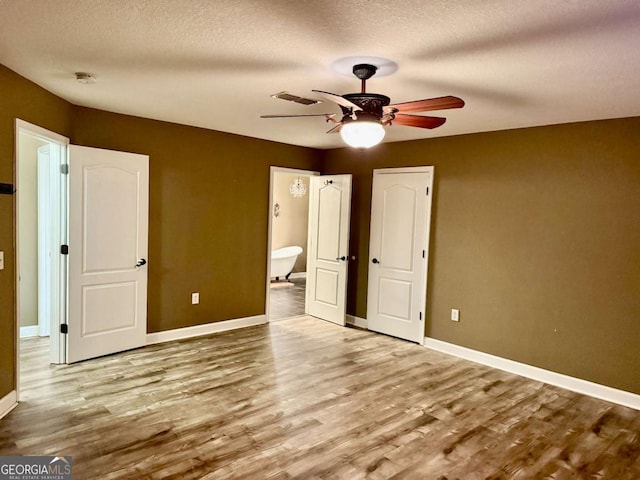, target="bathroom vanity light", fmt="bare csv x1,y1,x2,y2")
289,177,307,198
